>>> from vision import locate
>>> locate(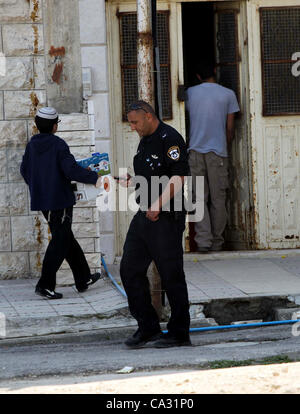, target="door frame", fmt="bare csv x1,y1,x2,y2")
106,0,253,255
